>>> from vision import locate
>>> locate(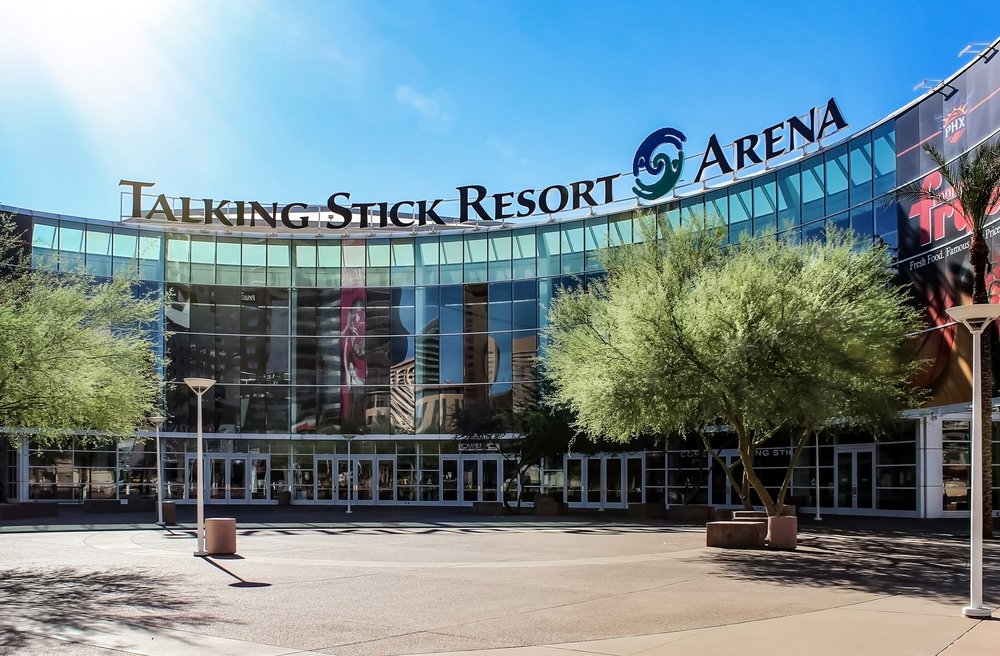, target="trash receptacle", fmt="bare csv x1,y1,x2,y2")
161,501,176,525
205,517,237,555
278,490,291,506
